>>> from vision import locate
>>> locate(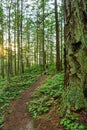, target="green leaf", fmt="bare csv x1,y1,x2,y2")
79,125,85,129
0,116,4,125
